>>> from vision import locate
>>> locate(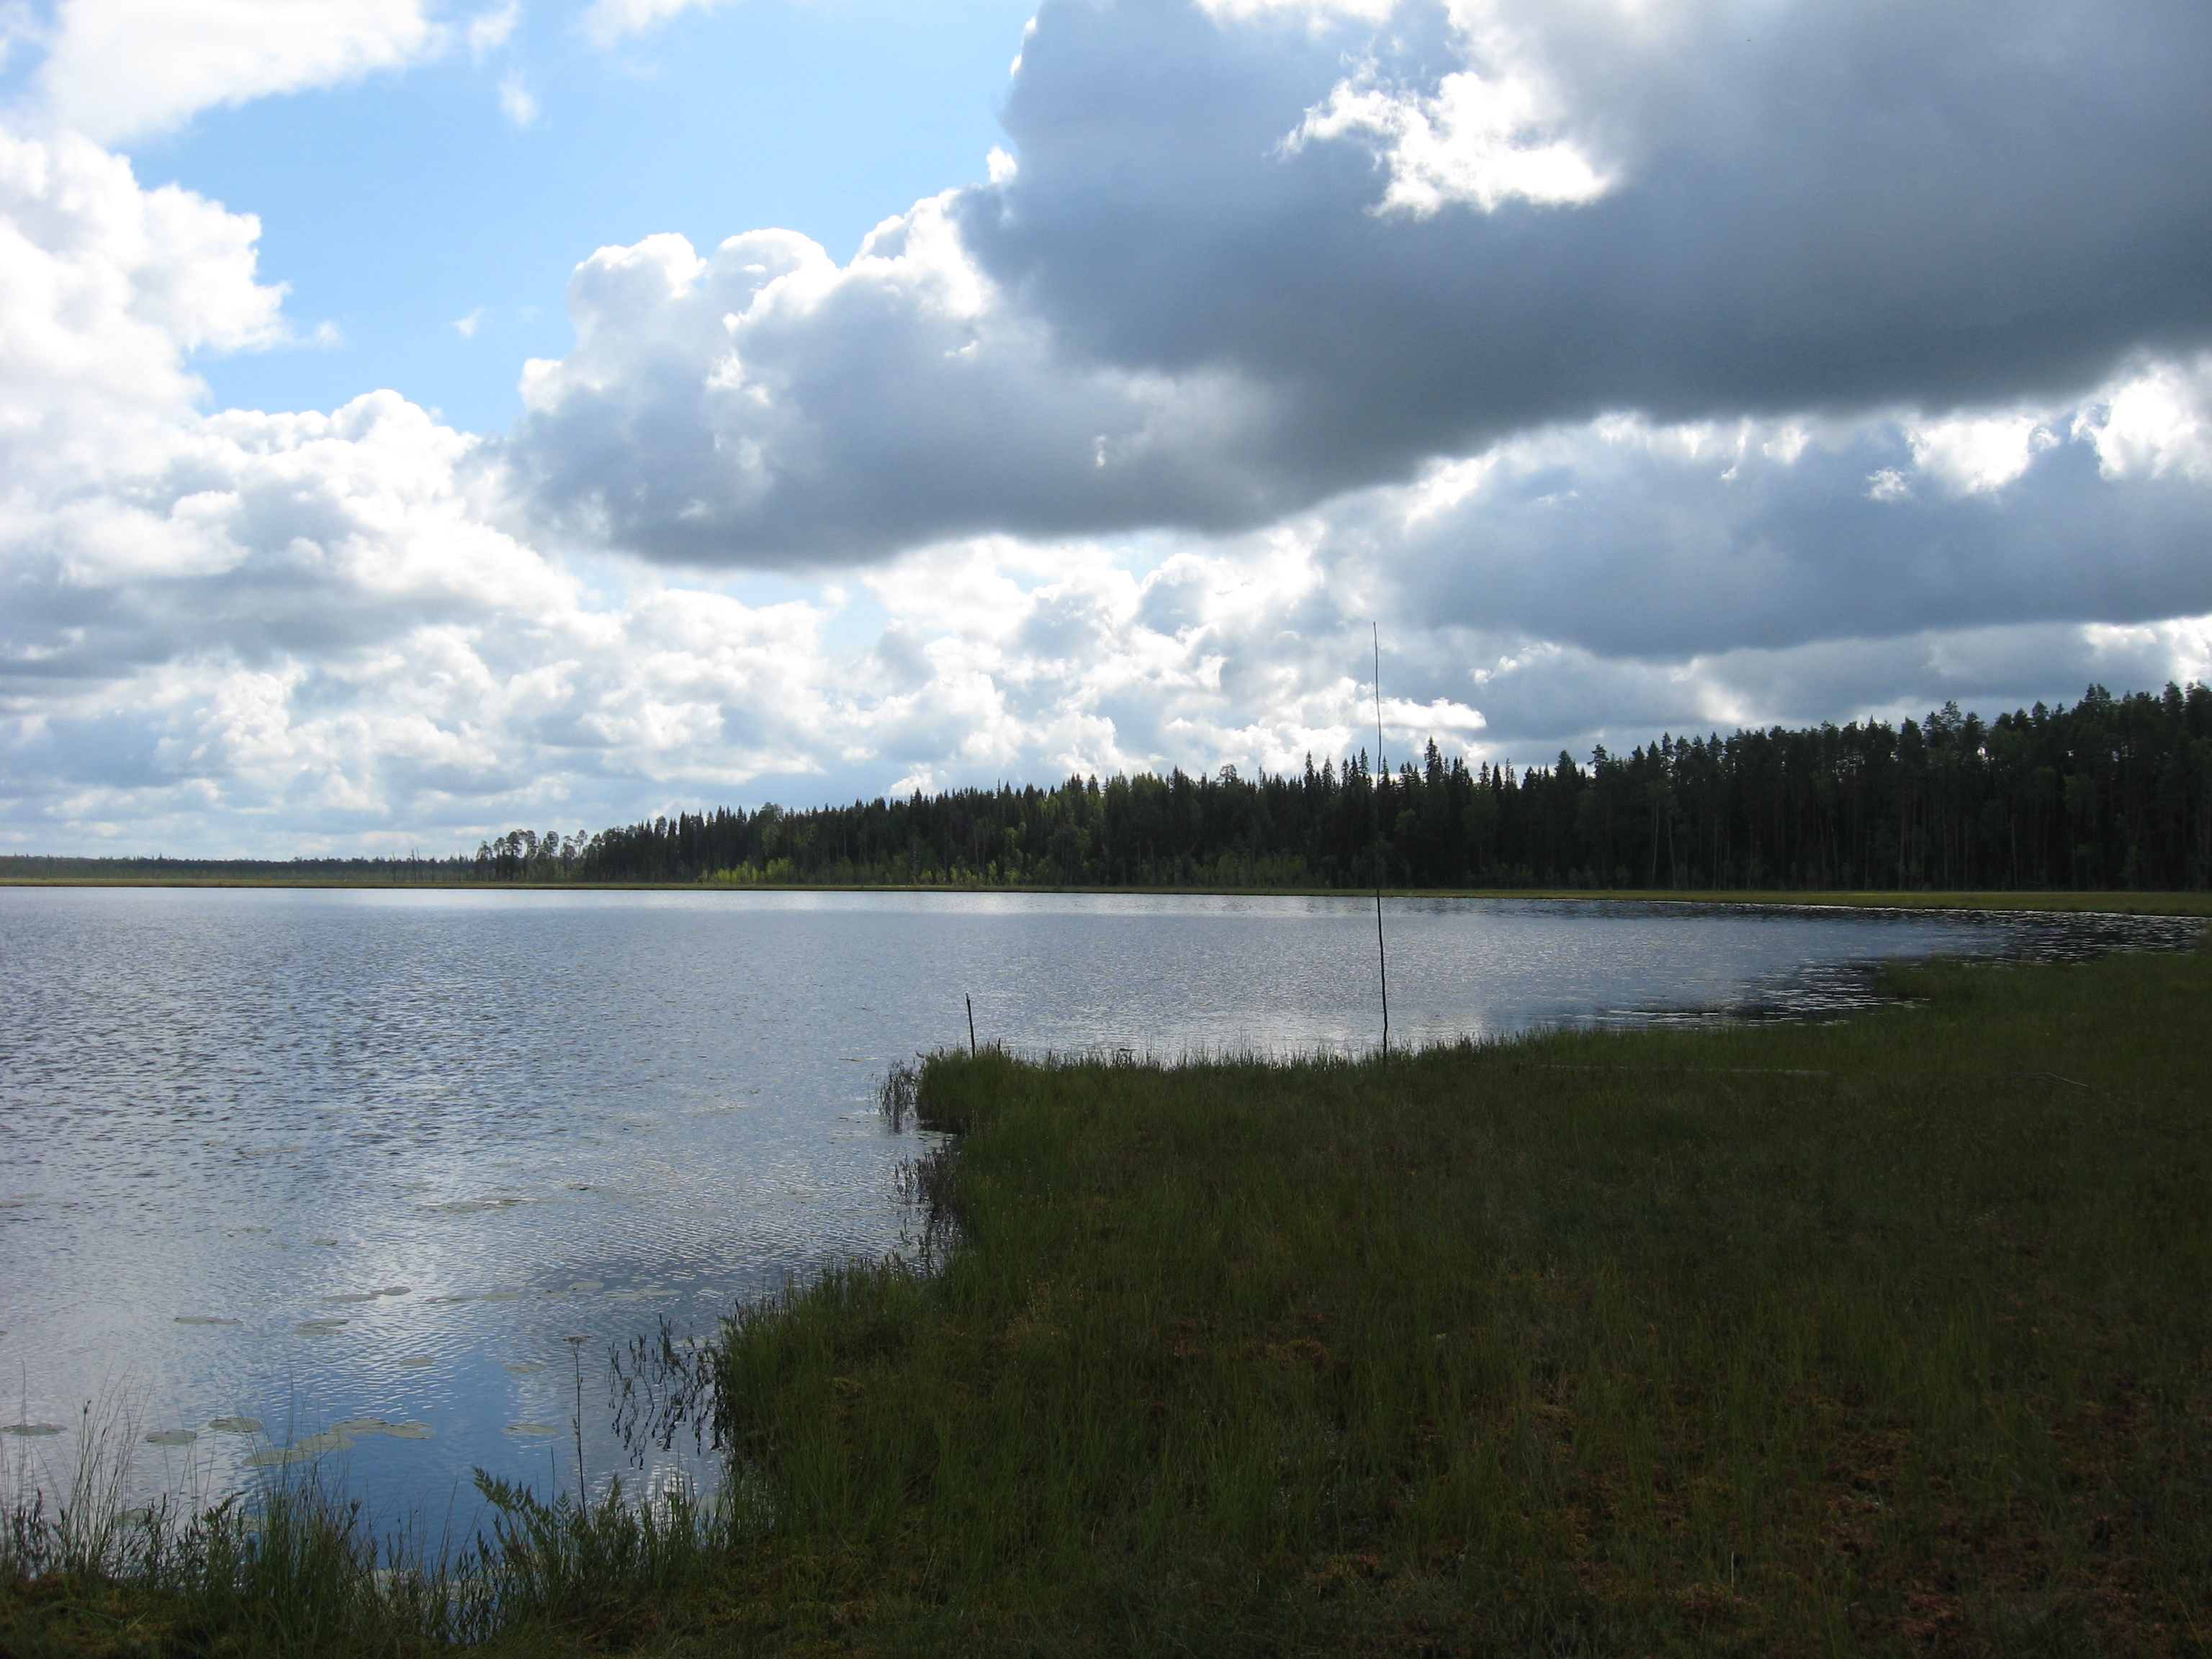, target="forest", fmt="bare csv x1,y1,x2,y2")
551,682,2211,891
8,683,2208,892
